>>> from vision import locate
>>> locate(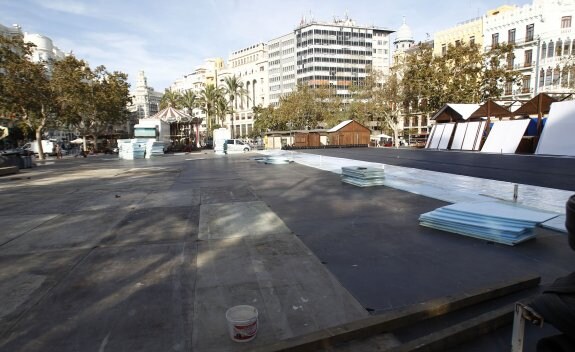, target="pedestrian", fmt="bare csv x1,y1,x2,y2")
55,143,62,159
